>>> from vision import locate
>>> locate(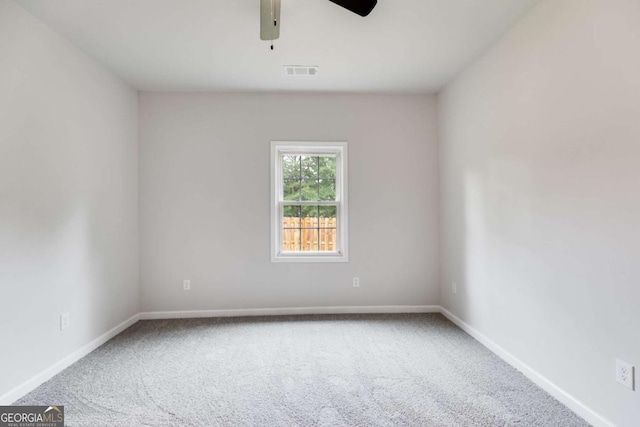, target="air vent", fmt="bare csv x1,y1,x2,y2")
284,66,319,77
